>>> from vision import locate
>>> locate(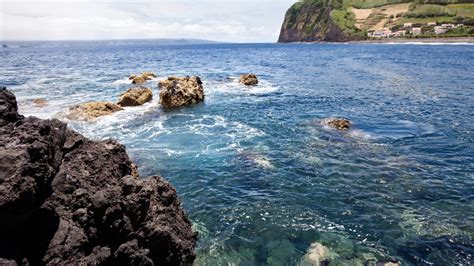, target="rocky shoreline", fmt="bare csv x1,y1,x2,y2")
0,88,196,265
